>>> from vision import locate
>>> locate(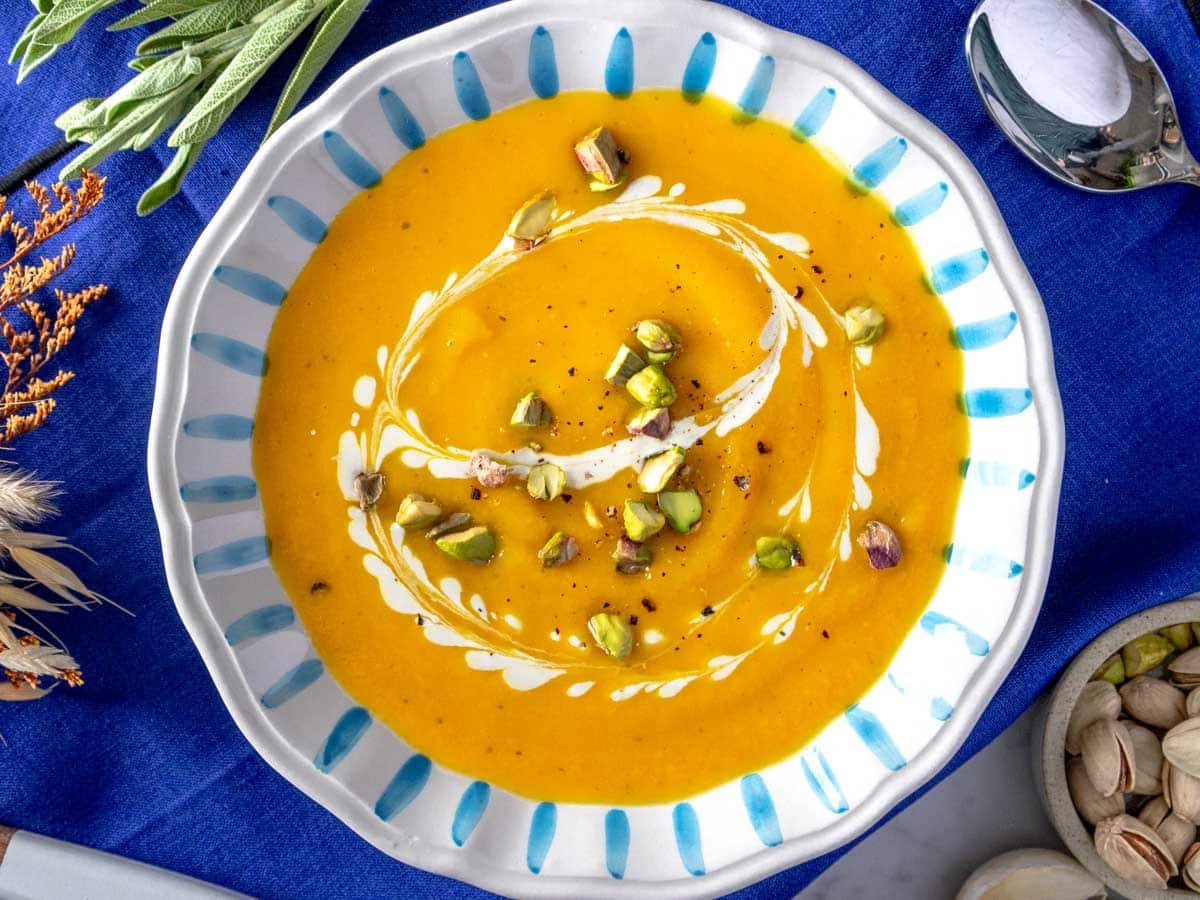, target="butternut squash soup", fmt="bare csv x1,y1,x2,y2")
253,90,967,804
